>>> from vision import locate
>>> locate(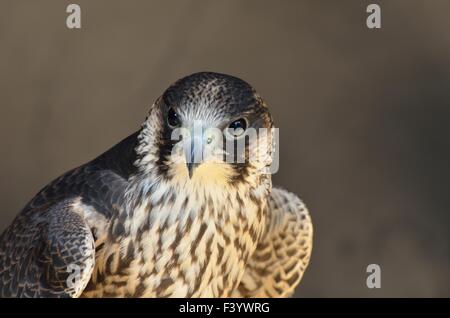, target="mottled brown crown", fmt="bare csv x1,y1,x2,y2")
161,72,272,129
